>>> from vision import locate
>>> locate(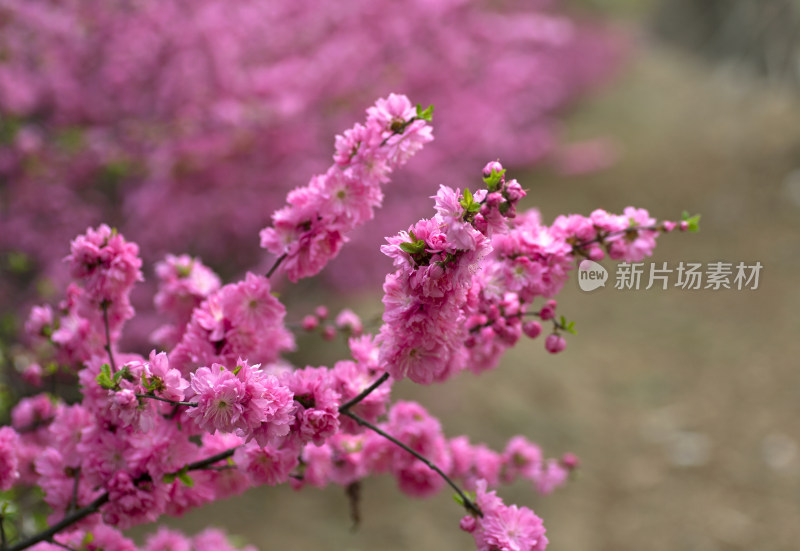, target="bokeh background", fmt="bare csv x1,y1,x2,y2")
5,0,800,549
